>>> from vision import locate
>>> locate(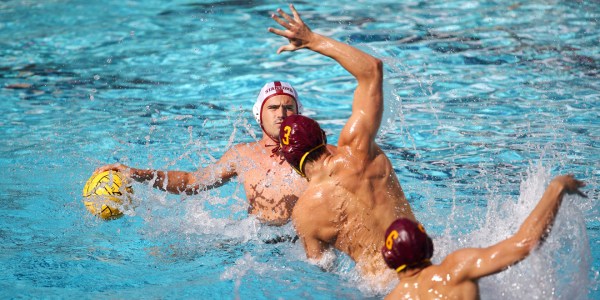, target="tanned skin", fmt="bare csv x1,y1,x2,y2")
385,175,586,299
95,95,306,225
269,4,416,282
